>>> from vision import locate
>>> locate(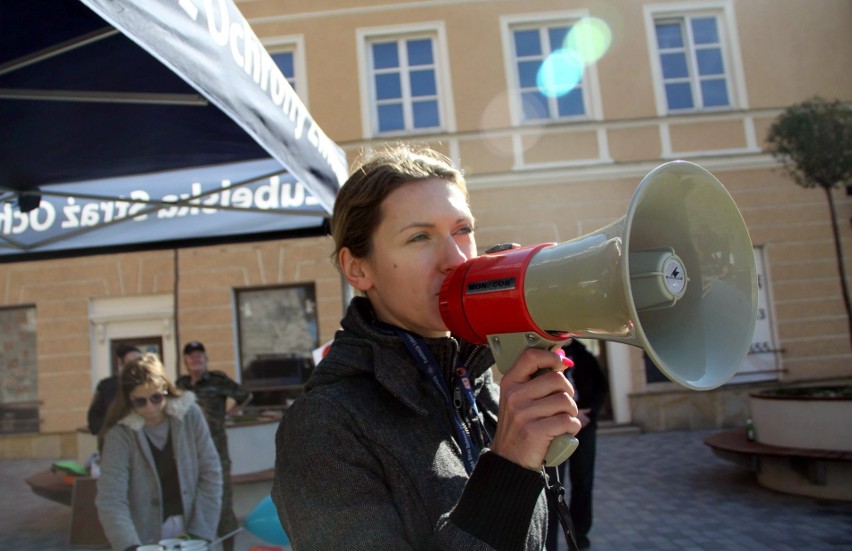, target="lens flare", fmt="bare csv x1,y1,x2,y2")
536,49,584,98
565,17,612,65
535,17,612,99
